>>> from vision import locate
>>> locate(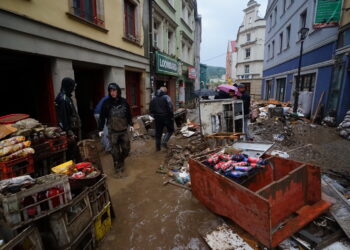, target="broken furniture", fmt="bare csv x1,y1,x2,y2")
189,155,331,248
199,100,244,136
